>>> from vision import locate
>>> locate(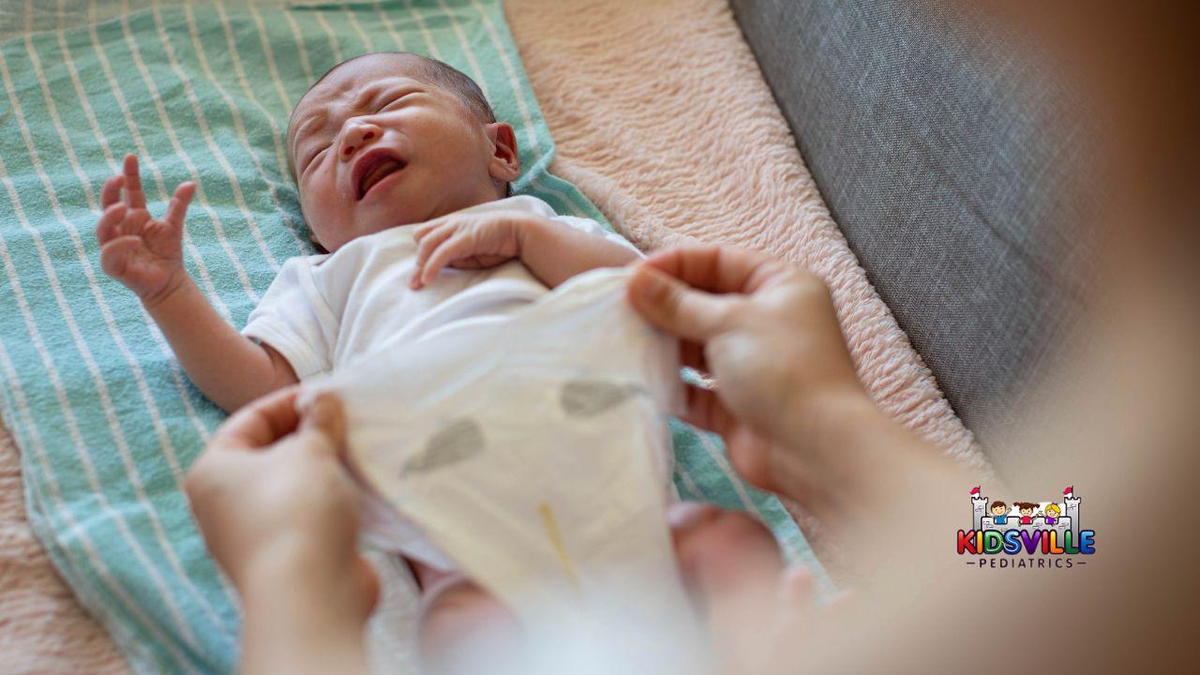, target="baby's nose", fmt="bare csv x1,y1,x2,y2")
340,124,379,159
